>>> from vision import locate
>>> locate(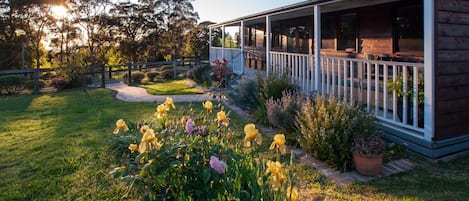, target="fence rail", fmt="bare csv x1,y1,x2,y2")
0,58,209,94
